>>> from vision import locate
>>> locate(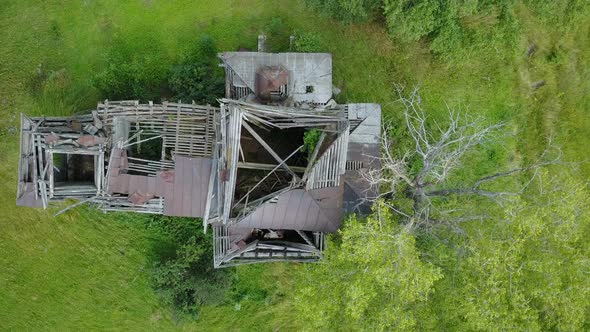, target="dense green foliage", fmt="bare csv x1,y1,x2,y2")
296,204,443,330
168,35,224,105
93,35,170,101
430,173,590,331
306,0,382,23
146,216,232,318
264,17,292,52
1,0,589,330
295,174,590,330
293,31,325,53
308,0,589,55
93,34,224,104
302,128,322,158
